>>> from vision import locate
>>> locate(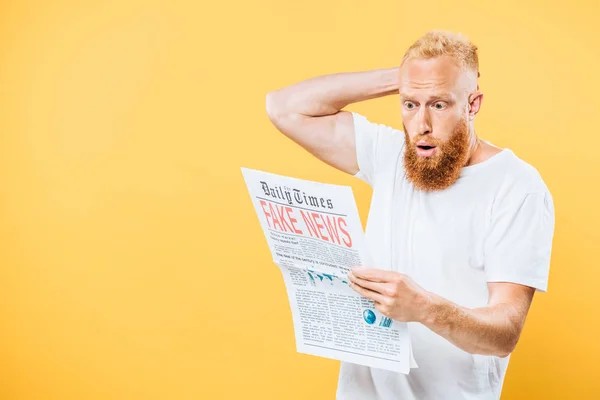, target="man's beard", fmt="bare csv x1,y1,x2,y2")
403,116,471,192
